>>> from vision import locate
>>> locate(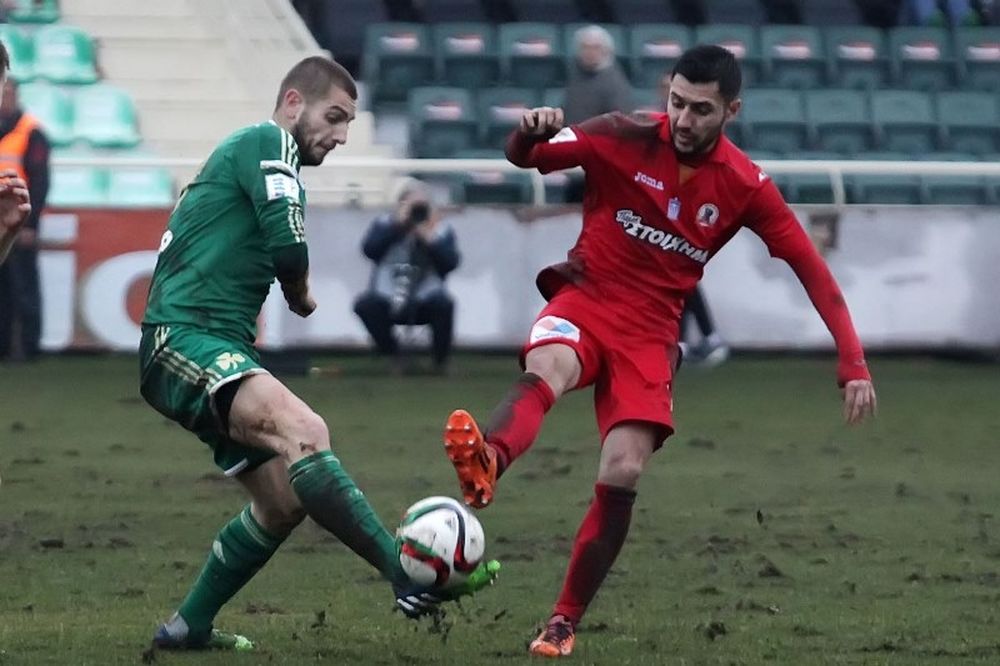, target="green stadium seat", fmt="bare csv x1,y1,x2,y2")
477,87,541,149
782,151,842,204
73,84,141,148
542,87,564,109
760,25,825,89
936,91,1000,155
562,23,628,77
33,25,98,84
741,88,808,154
888,27,955,92
363,23,434,103
433,23,499,89
725,110,746,148
955,27,1000,92
694,25,761,86
48,166,109,207
917,152,989,205
631,87,663,115
407,86,478,157
107,168,175,208
451,150,532,204
847,152,923,204
0,25,35,82
18,81,73,147
499,23,565,89
805,89,874,154
628,24,692,89
824,26,888,90
871,90,938,155
9,0,59,23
